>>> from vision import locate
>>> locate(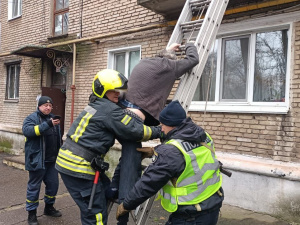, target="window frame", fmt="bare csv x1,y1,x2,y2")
190,12,295,114
107,45,141,78
8,0,22,20
53,0,69,36
6,63,21,100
